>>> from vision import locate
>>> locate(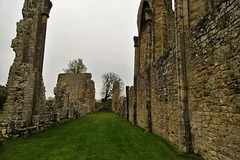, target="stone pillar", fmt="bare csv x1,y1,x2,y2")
145,101,152,133
2,0,52,138
89,80,96,113
145,66,152,133
126,86,130,120
145,8,153,65
175,0,192,153
133,36,139,78
133,36,139,126
145,7,153,133
112,81,120,114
